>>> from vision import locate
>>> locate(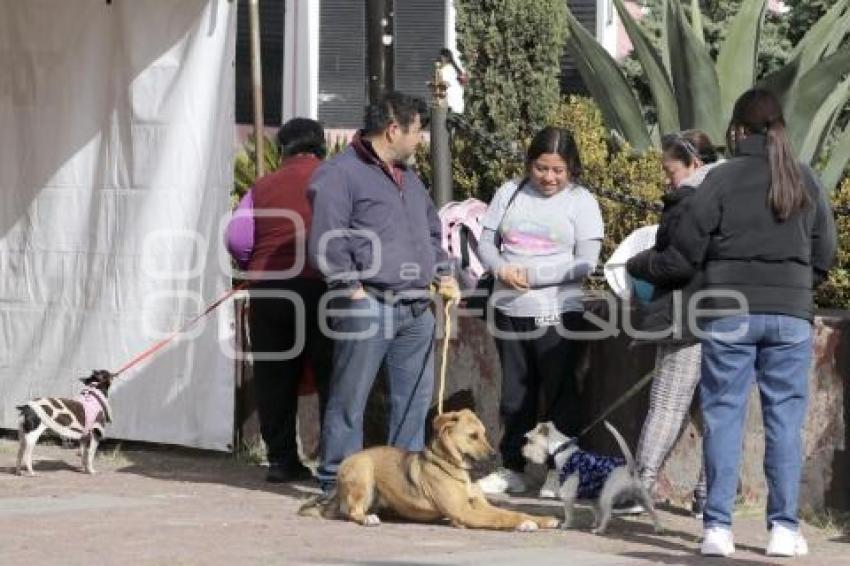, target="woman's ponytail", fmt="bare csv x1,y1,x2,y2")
729,89,808,221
